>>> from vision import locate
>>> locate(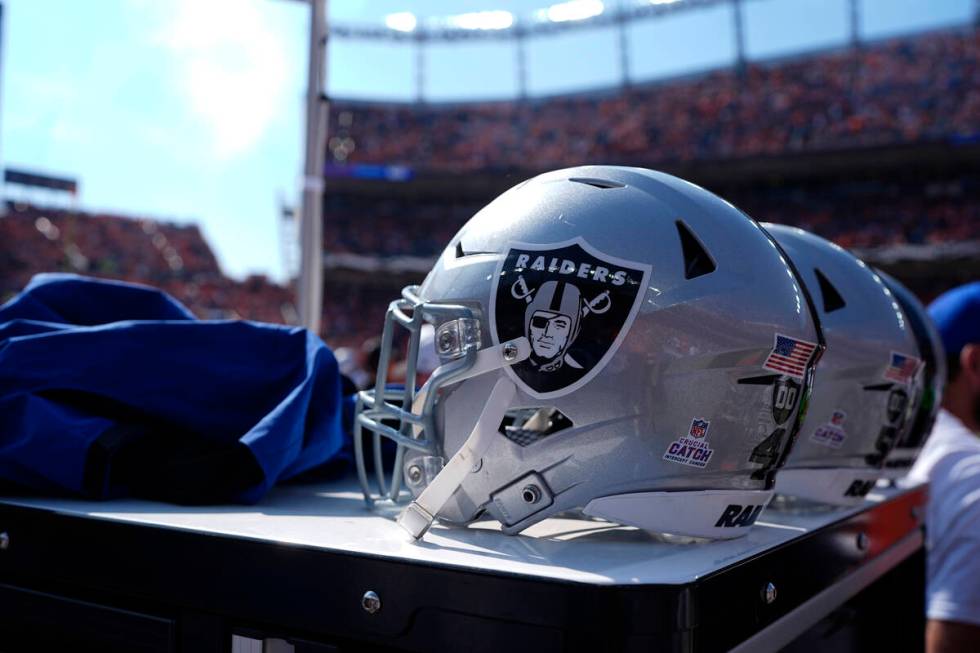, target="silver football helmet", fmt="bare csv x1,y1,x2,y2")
875,271,946,477
356,166,823,540
764,225,921,505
